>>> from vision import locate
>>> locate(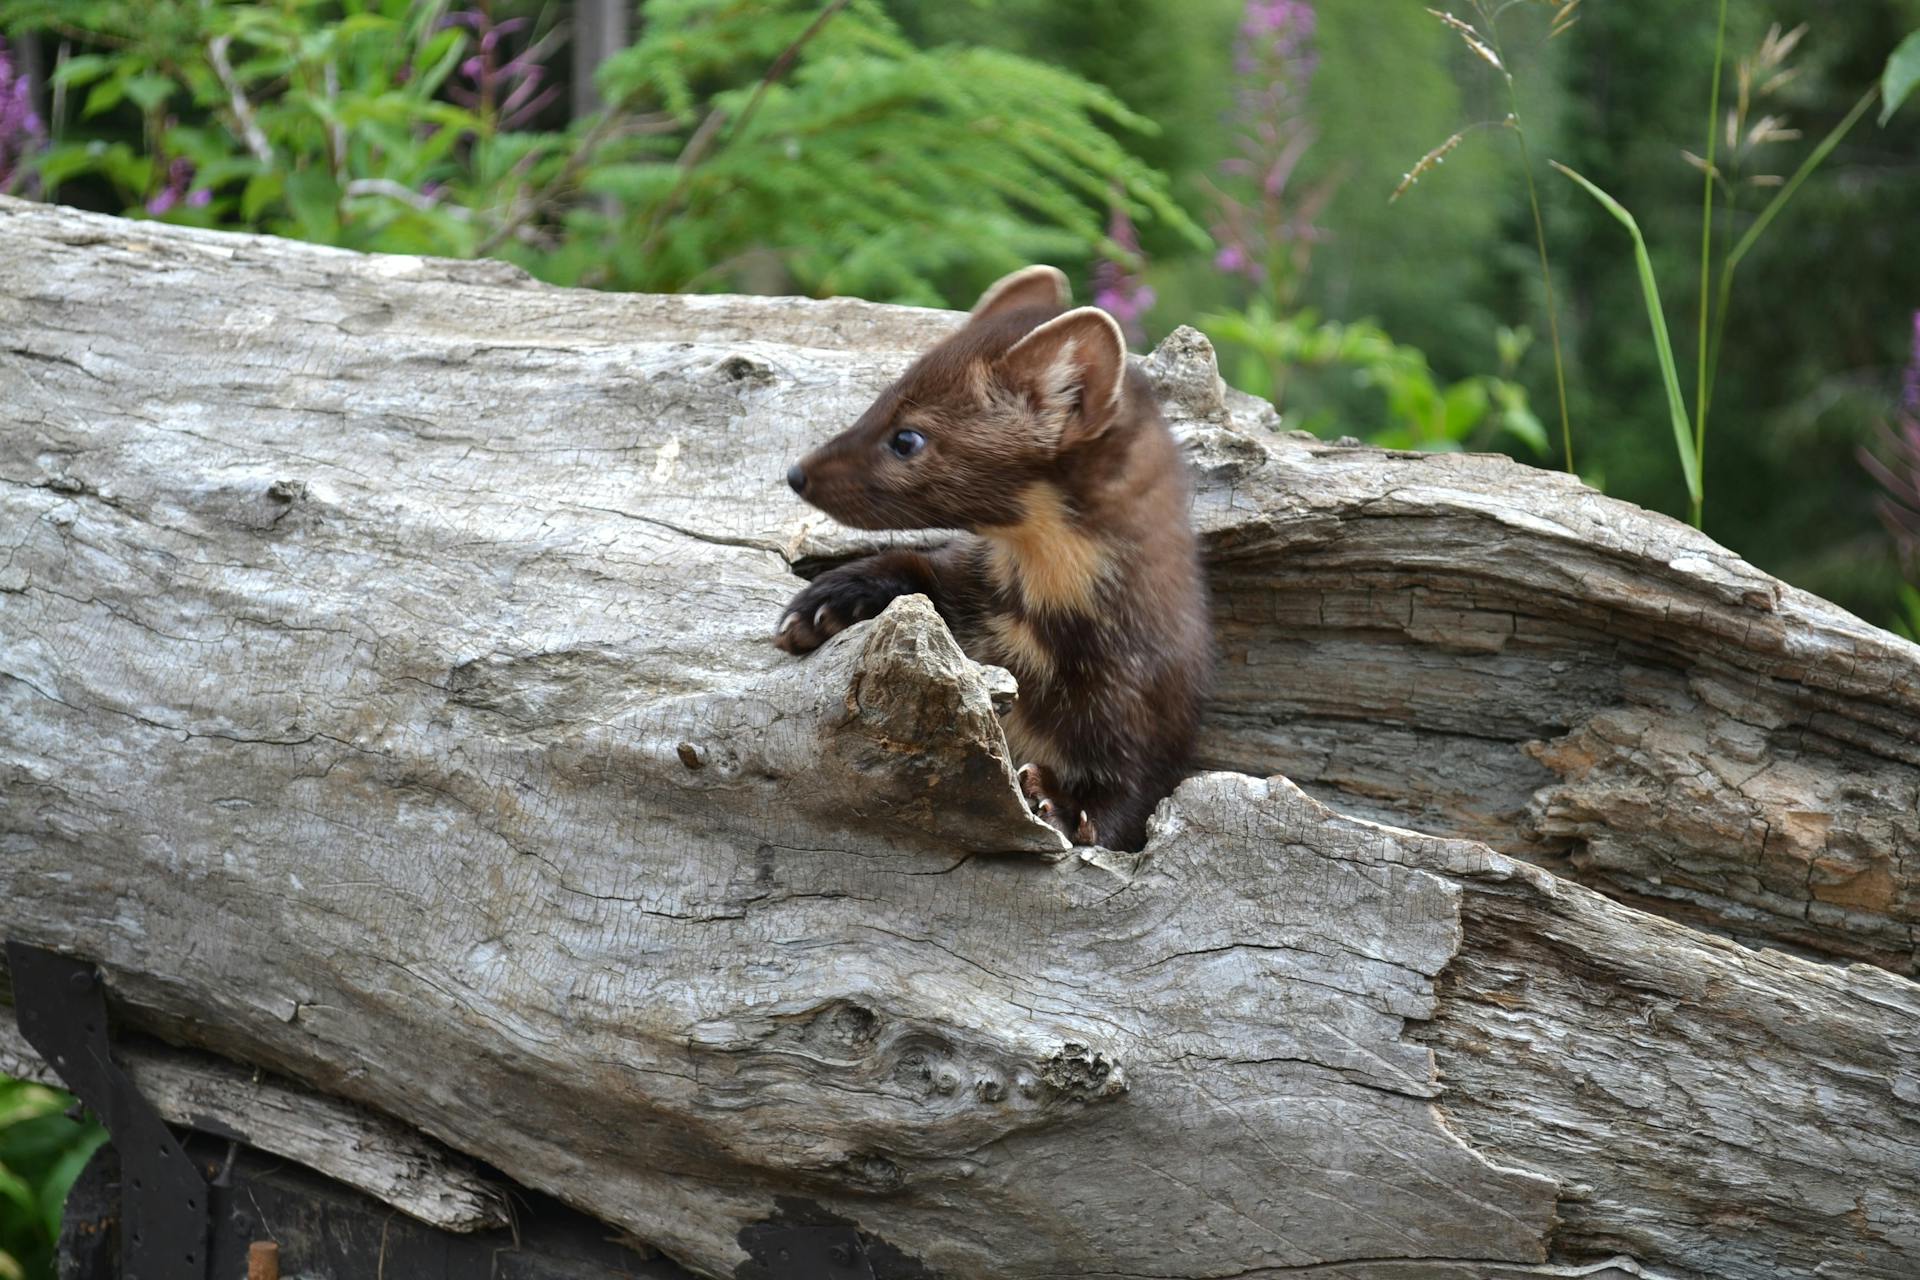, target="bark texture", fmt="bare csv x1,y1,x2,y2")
2,198,1918,1279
